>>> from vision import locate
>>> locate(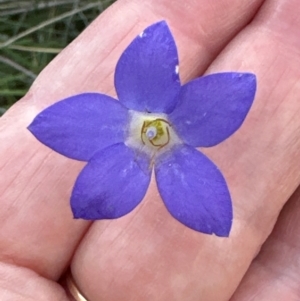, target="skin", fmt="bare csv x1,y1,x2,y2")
0,0,300,300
